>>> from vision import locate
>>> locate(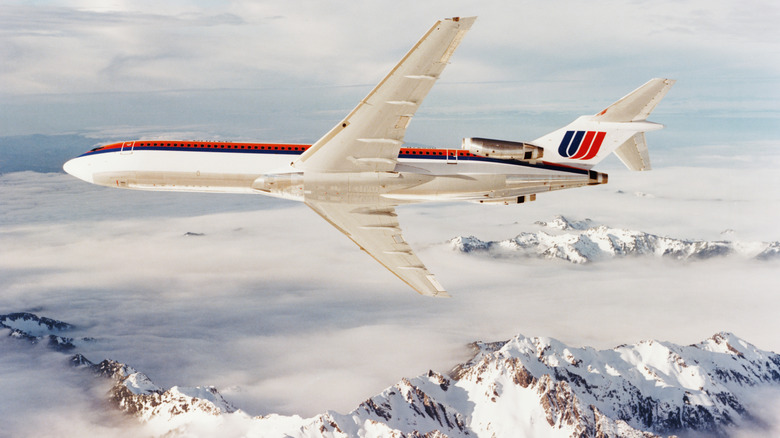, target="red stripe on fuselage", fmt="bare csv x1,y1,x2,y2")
87,141,486,158
84,140,588,174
